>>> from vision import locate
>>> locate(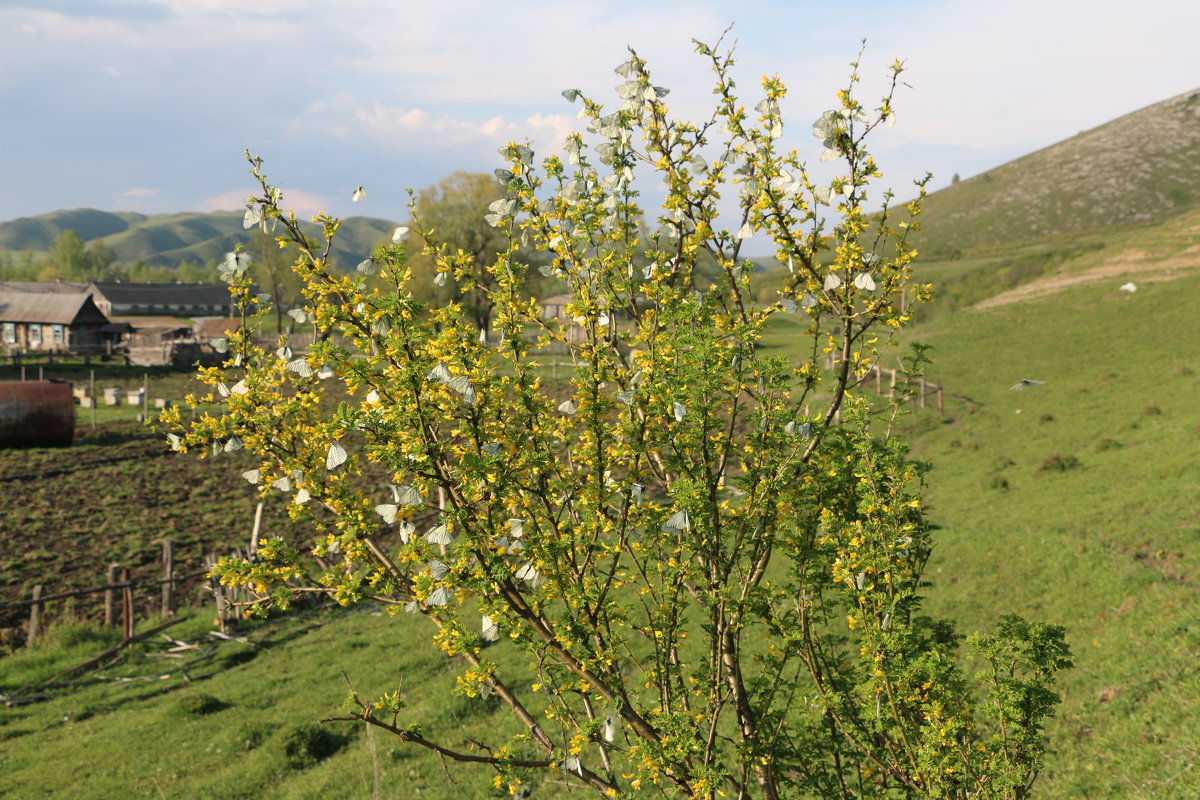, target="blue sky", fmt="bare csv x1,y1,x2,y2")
2,0,1197,228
